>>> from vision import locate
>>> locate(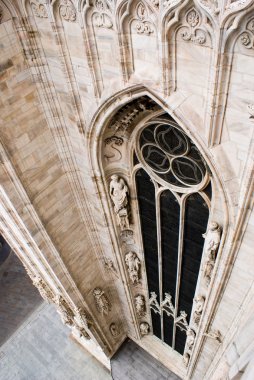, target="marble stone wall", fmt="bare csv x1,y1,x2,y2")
0,0,253,379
